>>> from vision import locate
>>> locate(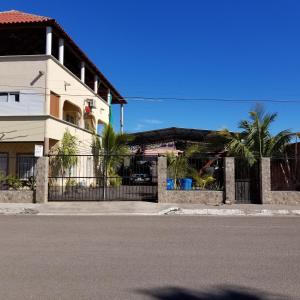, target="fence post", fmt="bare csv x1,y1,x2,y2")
260,157,271,204
225,157,235,204
35,156,49,203
157,156,167,203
